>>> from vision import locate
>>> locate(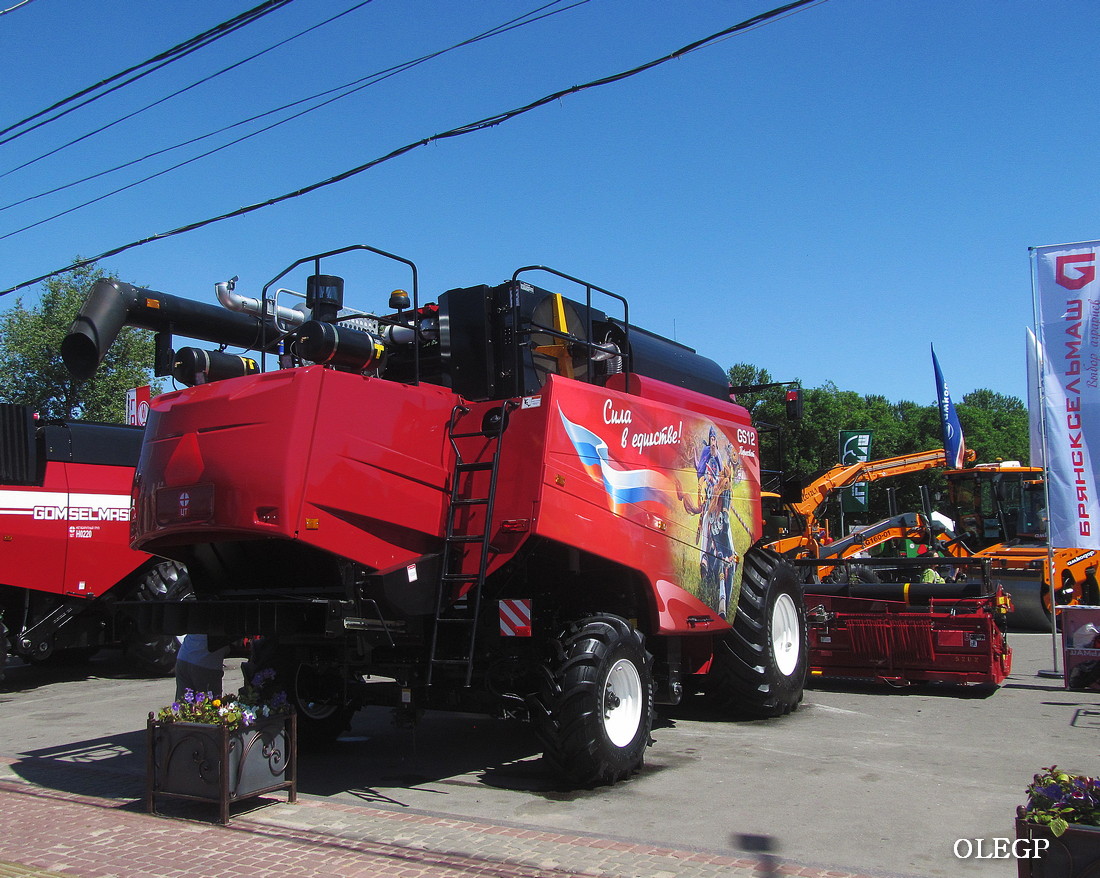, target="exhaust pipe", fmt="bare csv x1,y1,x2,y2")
216,277,306,328
62,280,283,381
